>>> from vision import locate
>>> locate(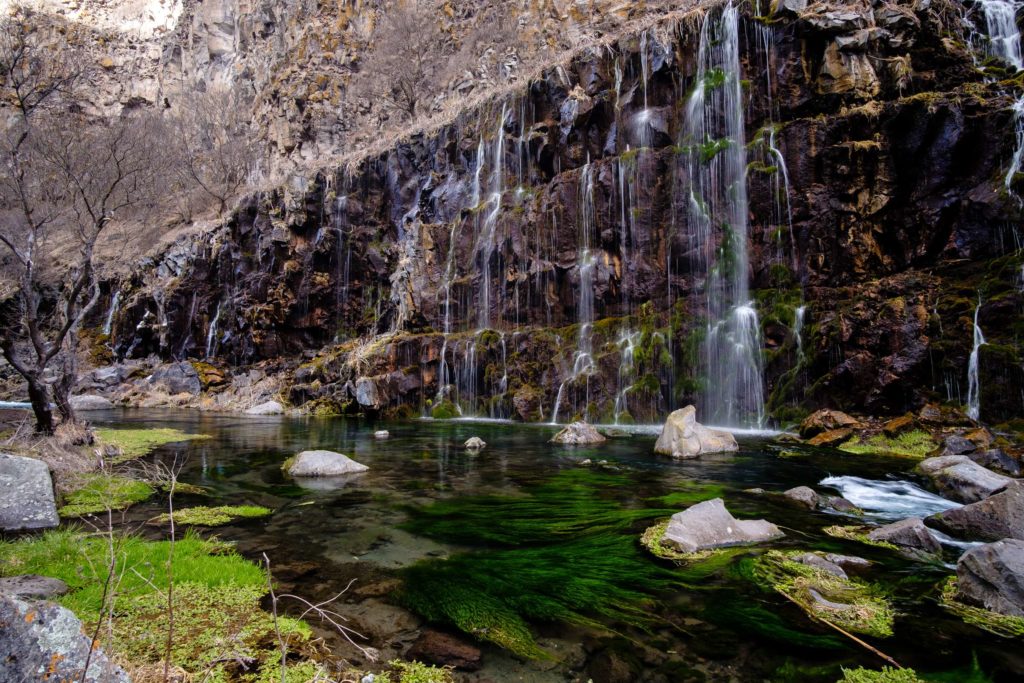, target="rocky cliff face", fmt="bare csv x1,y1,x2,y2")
96,0,1024,425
